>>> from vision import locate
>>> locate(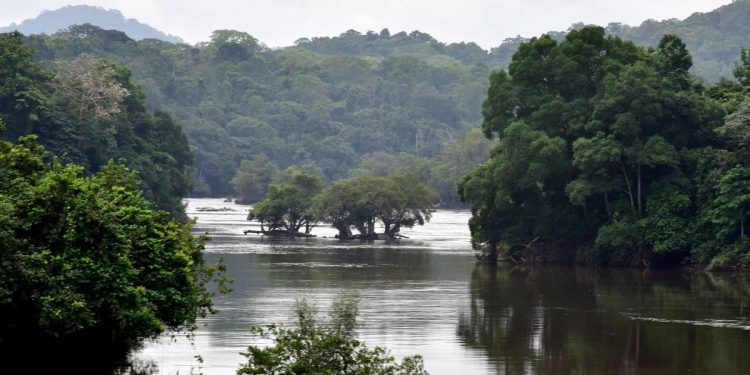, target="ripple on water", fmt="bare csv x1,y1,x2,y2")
622,313,750,330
